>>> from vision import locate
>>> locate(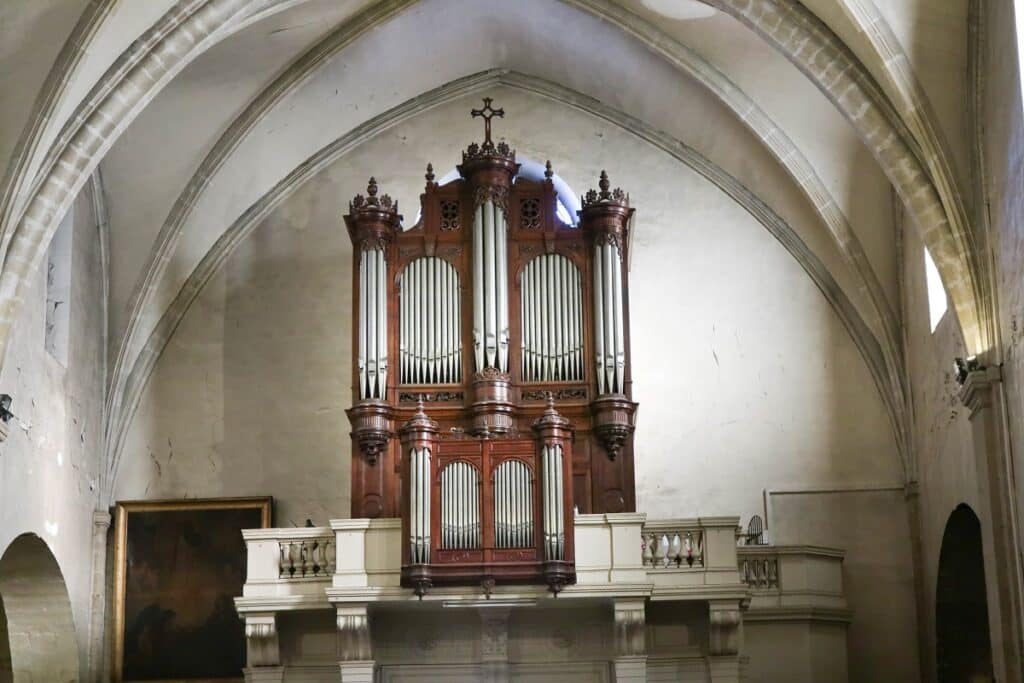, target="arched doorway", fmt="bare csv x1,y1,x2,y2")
0,534,79,683
936,504,994,682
